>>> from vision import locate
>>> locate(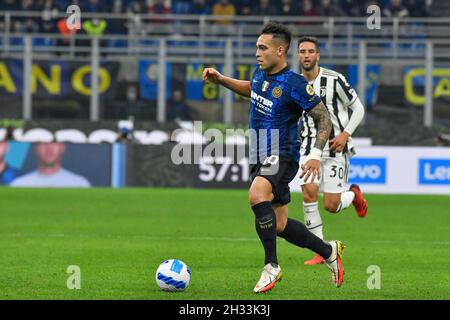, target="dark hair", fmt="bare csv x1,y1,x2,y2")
298,36,320,52
260,21,292,52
